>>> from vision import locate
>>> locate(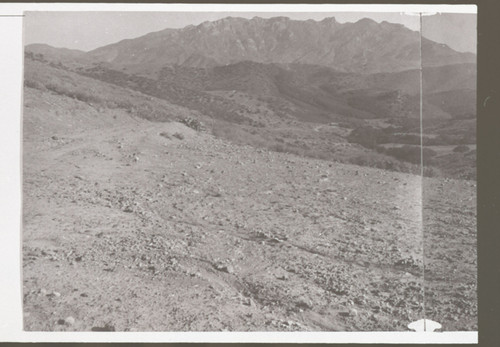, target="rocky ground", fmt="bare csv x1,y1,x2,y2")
22,90,476,331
